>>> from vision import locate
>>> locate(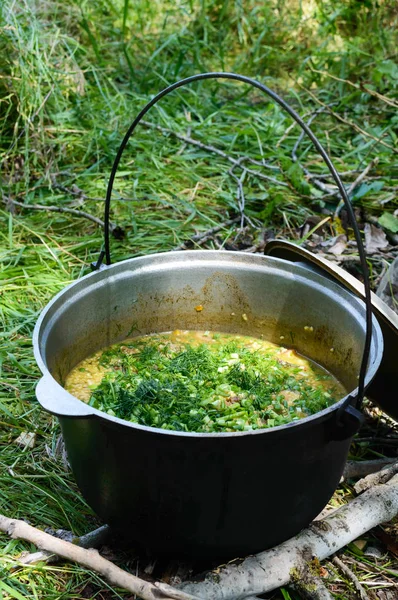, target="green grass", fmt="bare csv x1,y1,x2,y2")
1,0,398,597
